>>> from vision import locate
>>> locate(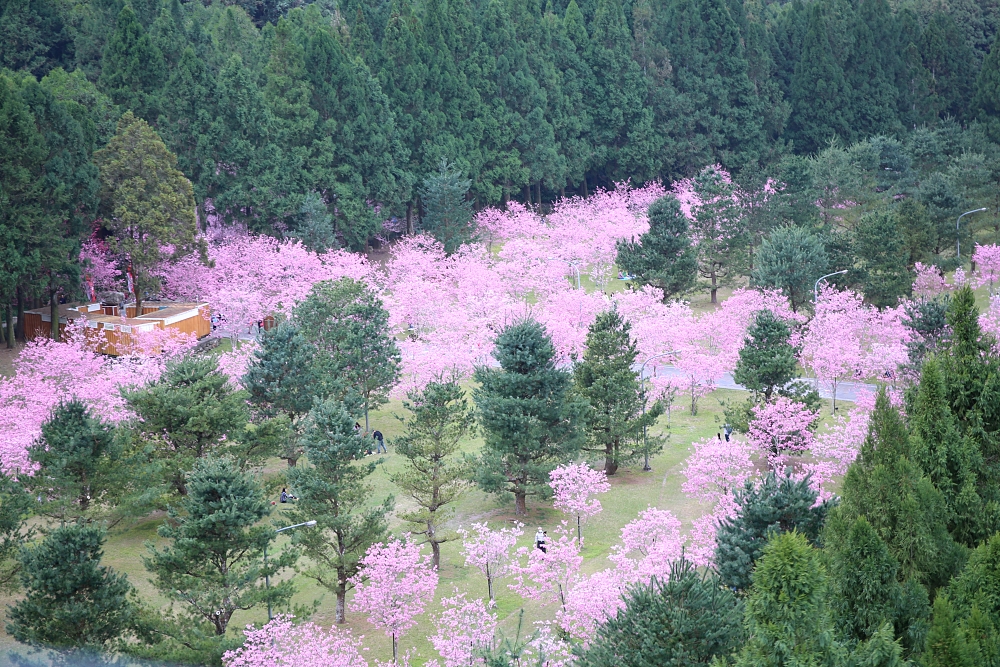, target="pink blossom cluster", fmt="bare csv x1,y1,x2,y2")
746,397,817,469
223,615,368,667
974,244,1000,292
913,262,948,297
549,463,610,528
609,507,684,582
349,536,438,652
800,286,911,409
428,593,498,667
458,522,524,600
